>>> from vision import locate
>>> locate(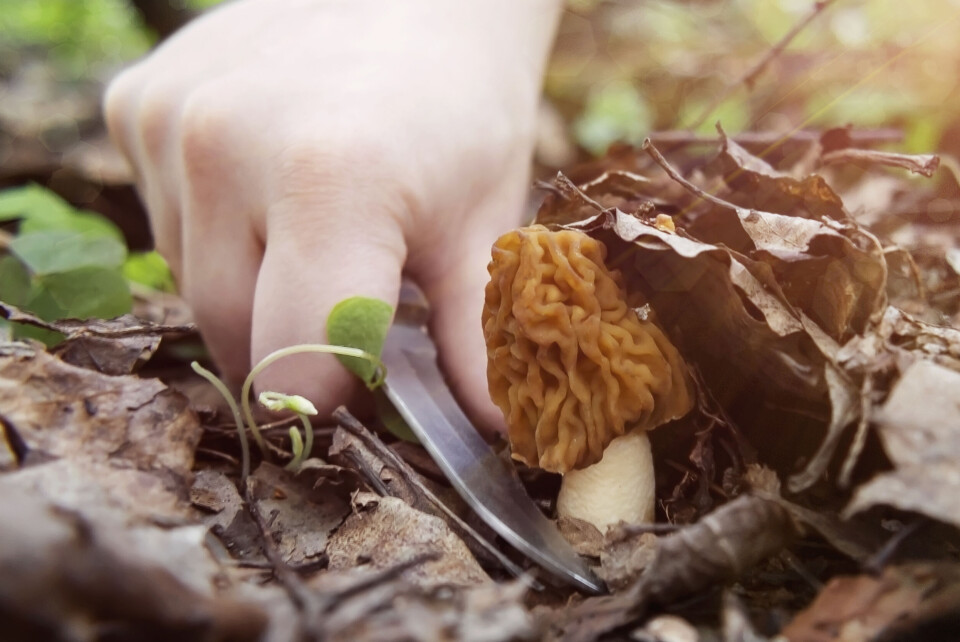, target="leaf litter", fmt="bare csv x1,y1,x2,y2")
3,125,960,641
